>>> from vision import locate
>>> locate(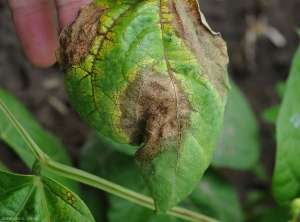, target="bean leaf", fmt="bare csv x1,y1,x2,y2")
57,0,230,213
212,80,260,169
272,42,300,205
182,170,244,222
0,161,9,172
0,170,94,221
